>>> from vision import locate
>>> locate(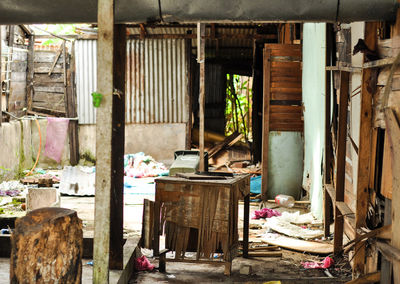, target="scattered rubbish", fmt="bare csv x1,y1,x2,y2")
0,228,10,234
278,211,316,225
0,189,21,197
252,208,281,219
324,269,334,278
263,216,324,240
166,274,176,279
124,152,168,178
275,194,295,208
87,260,93,266
240,264,252,275
250,176,261,194
302,256,334,269
135,255,155,271
261,233,333,254
59,166,95,196
0,181,26,196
